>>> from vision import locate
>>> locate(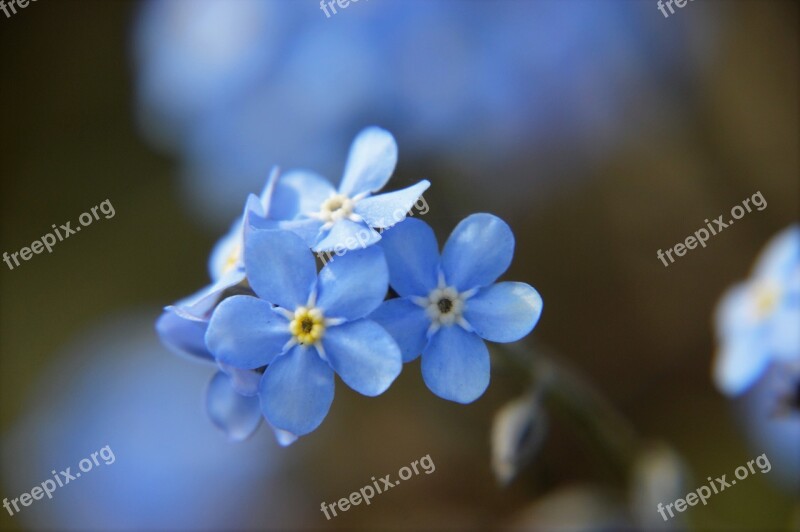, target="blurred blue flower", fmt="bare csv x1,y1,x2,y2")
736,360,800,492
1,314,300,531
133,0,715,221
254,127,429,252
370,215,543,403
714,225,800,396
205,229,402,436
